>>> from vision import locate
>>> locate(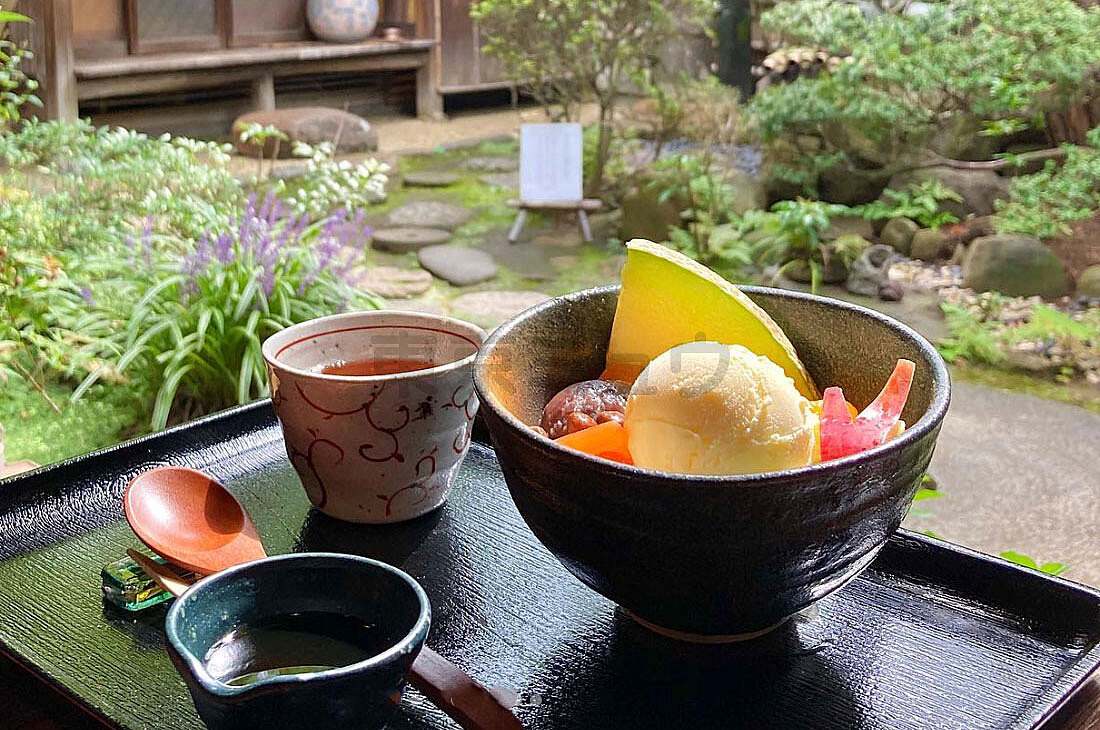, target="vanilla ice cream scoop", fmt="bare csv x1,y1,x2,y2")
624,343,817,475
